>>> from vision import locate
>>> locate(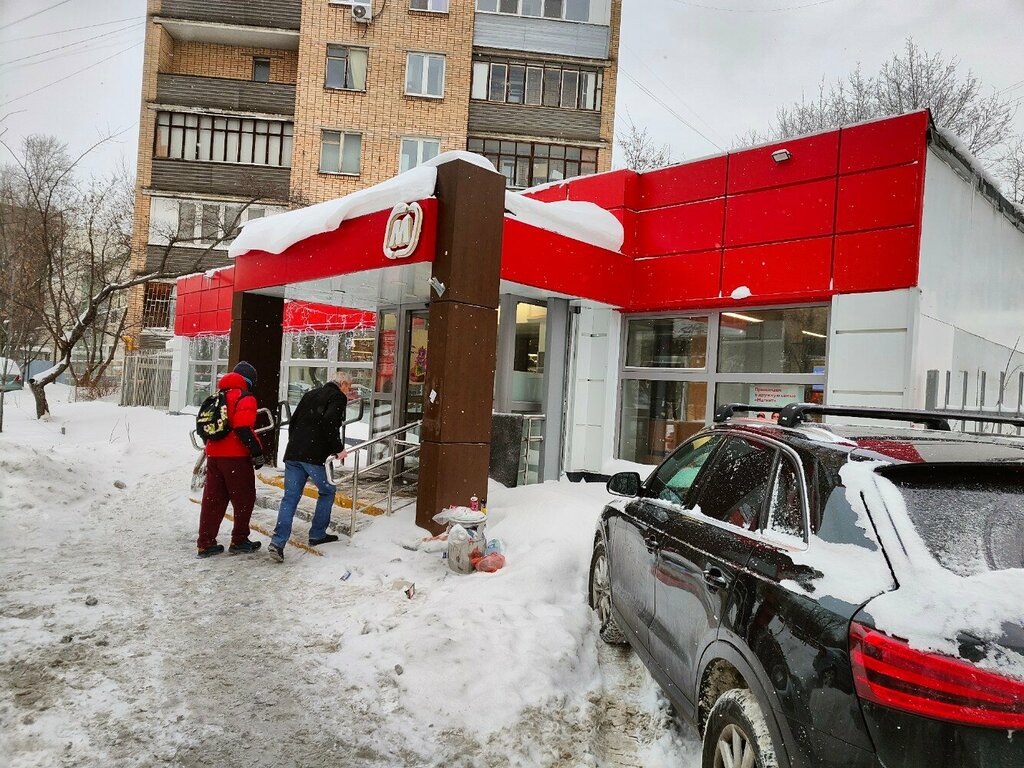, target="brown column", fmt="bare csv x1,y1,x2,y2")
416,159,505,533
229,291,284,465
